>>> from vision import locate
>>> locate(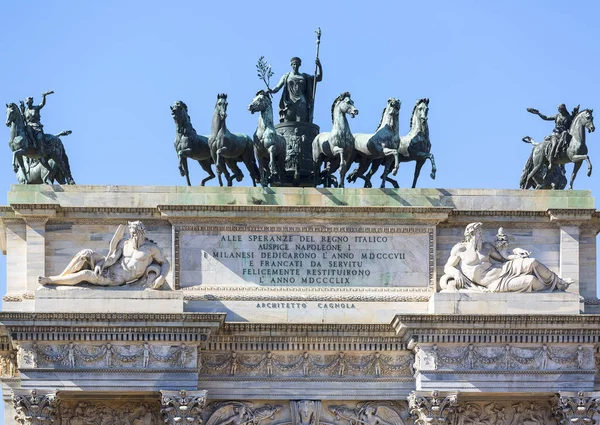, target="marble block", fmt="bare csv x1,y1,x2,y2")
428,292,582,315
35,286,184,313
